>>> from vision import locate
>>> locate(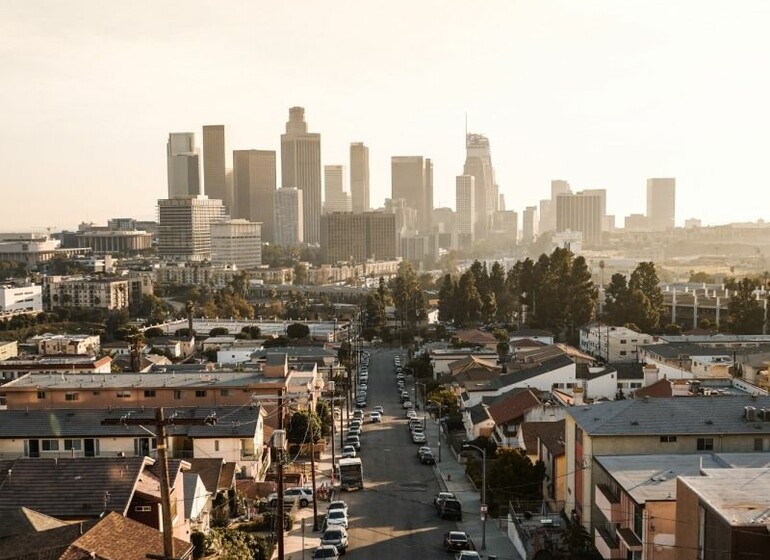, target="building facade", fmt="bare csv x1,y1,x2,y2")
456,174,476,246
556,190,604,246
281,107,321,244
320,212,397,264
210,219,262,269
273,187,304,246
43,276,130,311
232,149,276,242
0,283,42,315
166,132,200,198
391,156,433,233
647,177,676,231
522,205,538,244
202,124,231,211
157,196,227,261
463,133,497,241
323,165,352,213
350,142,370,213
